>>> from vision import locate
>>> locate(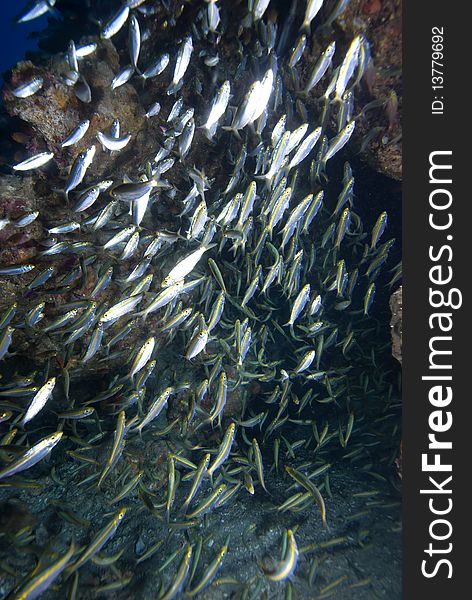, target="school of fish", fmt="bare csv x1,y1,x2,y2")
0,0,401,598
